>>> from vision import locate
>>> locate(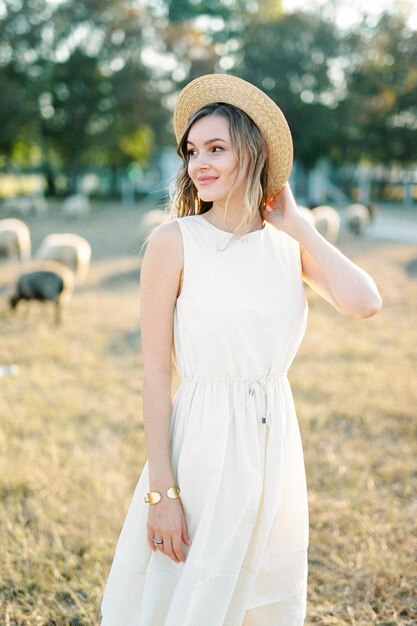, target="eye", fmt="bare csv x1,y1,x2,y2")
212,146,224,153
187,148,197,157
